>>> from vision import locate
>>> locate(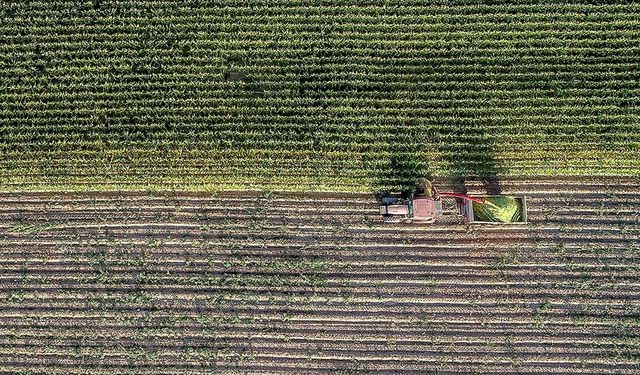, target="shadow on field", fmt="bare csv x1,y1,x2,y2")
369,122,504,197
435,124,504,195
368,126,432,199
